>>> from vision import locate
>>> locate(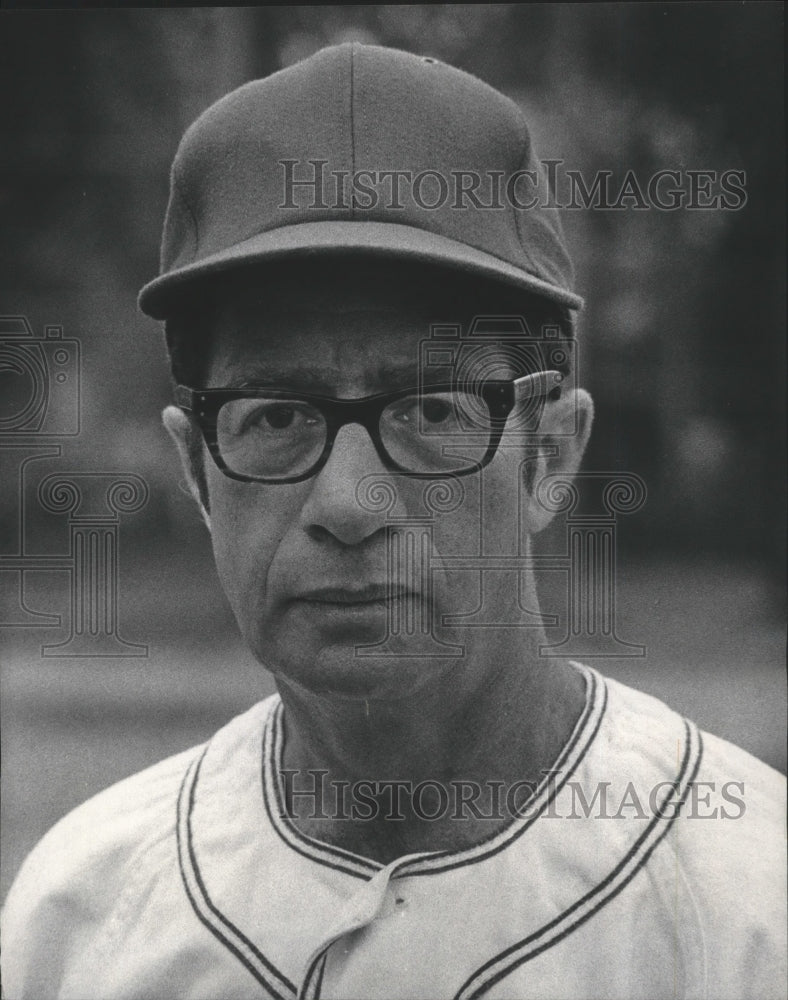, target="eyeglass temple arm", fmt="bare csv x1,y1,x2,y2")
512,370,564,399
174,386,194,411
